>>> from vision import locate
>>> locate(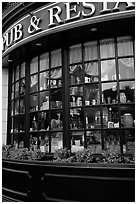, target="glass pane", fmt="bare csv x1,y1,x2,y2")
39,111,49,130
15,66,19,81
29,113,38,131
70,86,83,107
71,131,84,152
70,64,83,85
51,49,61,68
20,97,25,113
20,79,25,95
30,57,38,74
12,70,14,83
85,62,99,82
15,99,19,115
39,91,49,110
69,44,82,64
84,41,98,61
51,132,63,153
102,82,117,104
15,82,19,98
70,108,84,129
40,53,49,71
101,59,116,81
117,36,133,56
20,62,25,78
11,101,14,116
50,111,63,130
29,133,38,150
85,107,101,129
11,118,14,133
118,58,134,79
39,71,49,91
103,130,120,154
30,74,38,93
86,130,102,153
85,84,100,106
50,68,62,88
102,105,119,128
19,116,25,132
119,81,135,103
100,38,115,58
39,132,49,153
11,84,14,99
30,93,38,112
122,129,135,154
50,89,62,109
